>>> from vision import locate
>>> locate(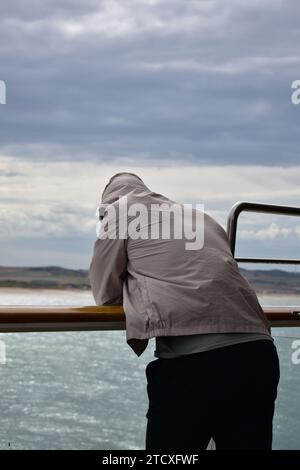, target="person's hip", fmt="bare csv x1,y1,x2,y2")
146,339,280,394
